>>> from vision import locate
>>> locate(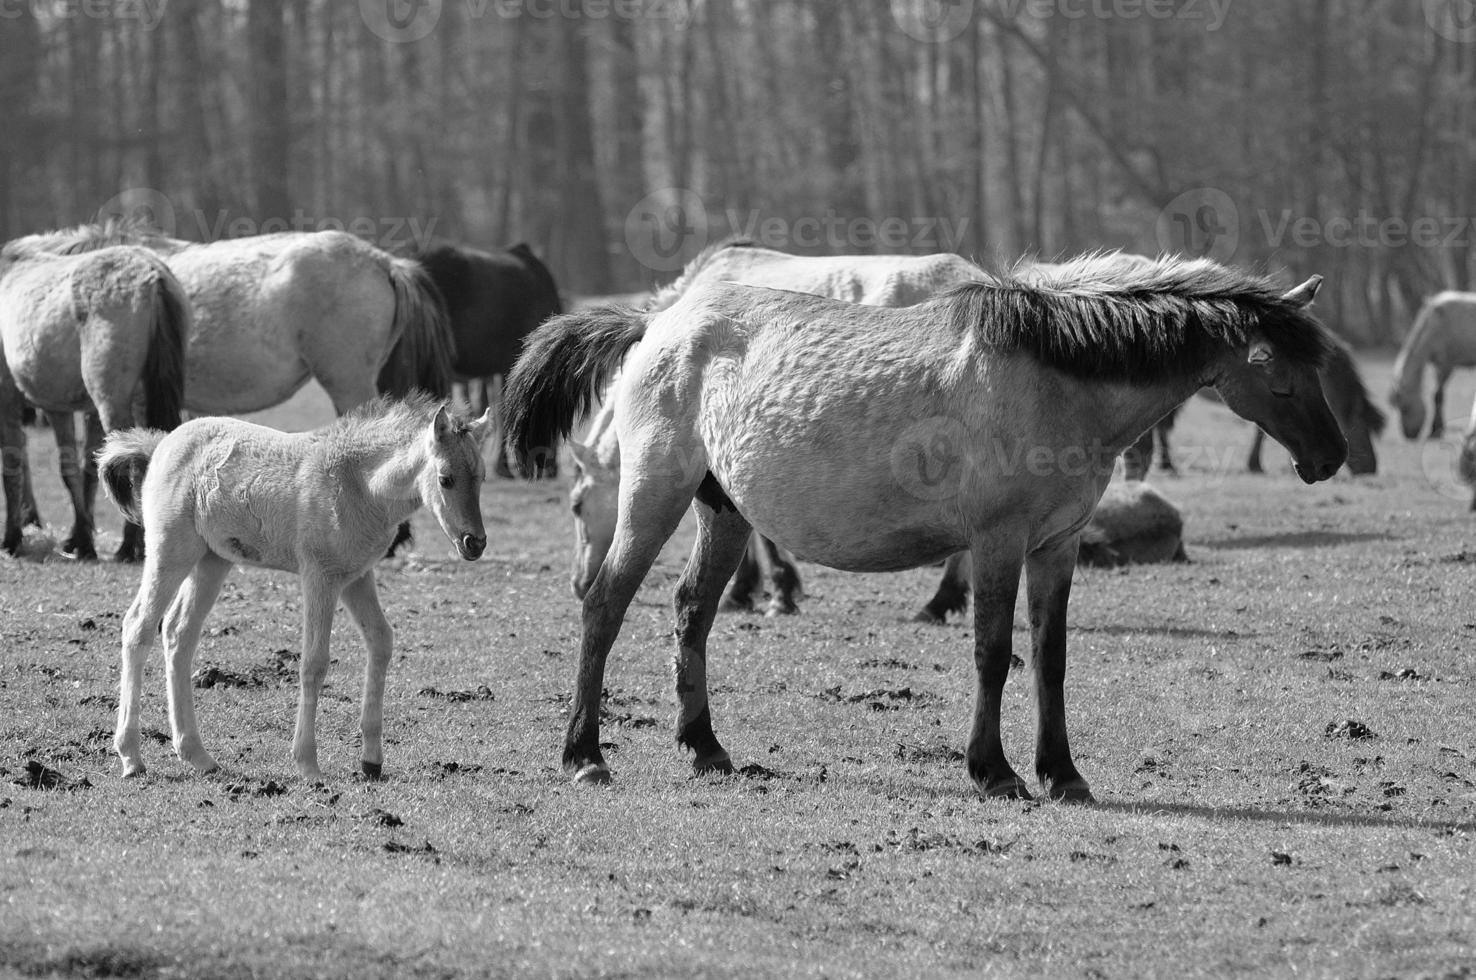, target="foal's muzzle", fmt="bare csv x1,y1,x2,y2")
458,534,486,560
